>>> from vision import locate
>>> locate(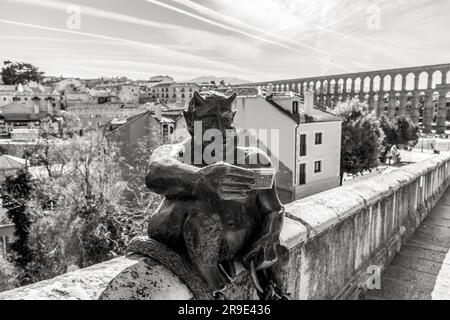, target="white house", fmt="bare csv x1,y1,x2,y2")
232,87,342,203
